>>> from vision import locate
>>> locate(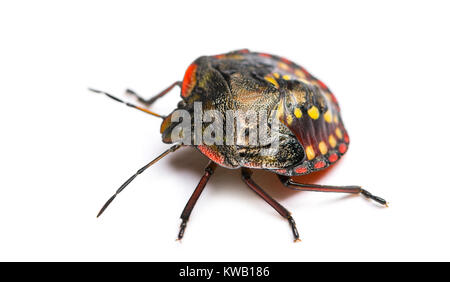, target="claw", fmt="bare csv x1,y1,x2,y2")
361,189,388,206
178,220,187,240
287,216,301,242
